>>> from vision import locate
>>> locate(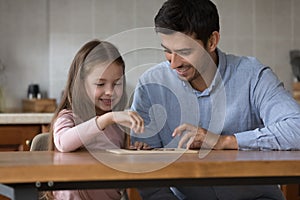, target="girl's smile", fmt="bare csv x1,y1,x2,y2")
100,98,114,107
